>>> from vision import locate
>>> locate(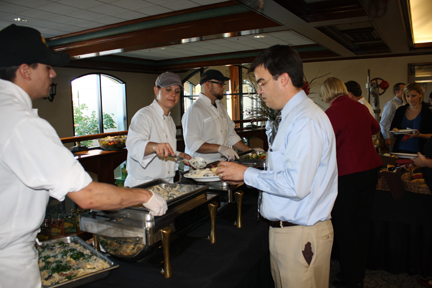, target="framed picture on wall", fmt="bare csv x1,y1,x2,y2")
409,63,432,102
